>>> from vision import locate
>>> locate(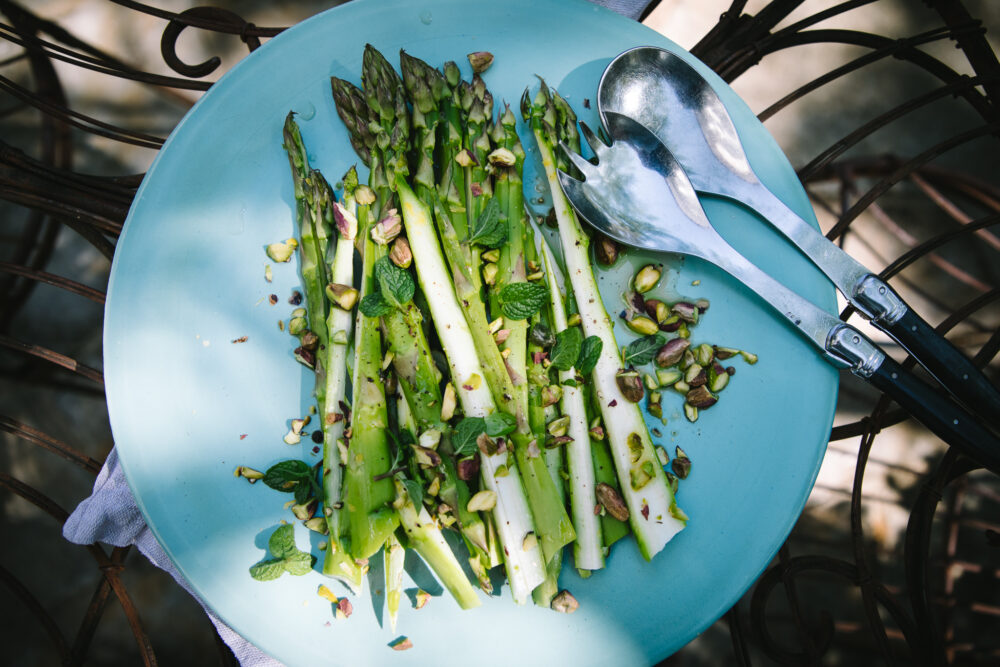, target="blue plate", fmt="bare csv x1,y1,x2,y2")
104,0,837,664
